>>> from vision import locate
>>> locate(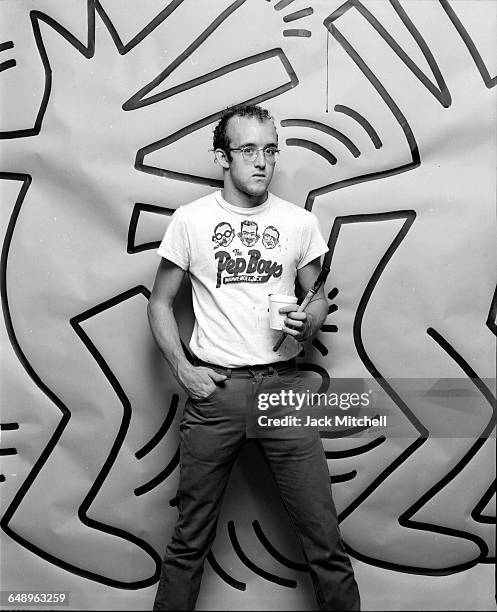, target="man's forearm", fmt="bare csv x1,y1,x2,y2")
300,296,328,340
147,300,191,381
147,298,227,399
